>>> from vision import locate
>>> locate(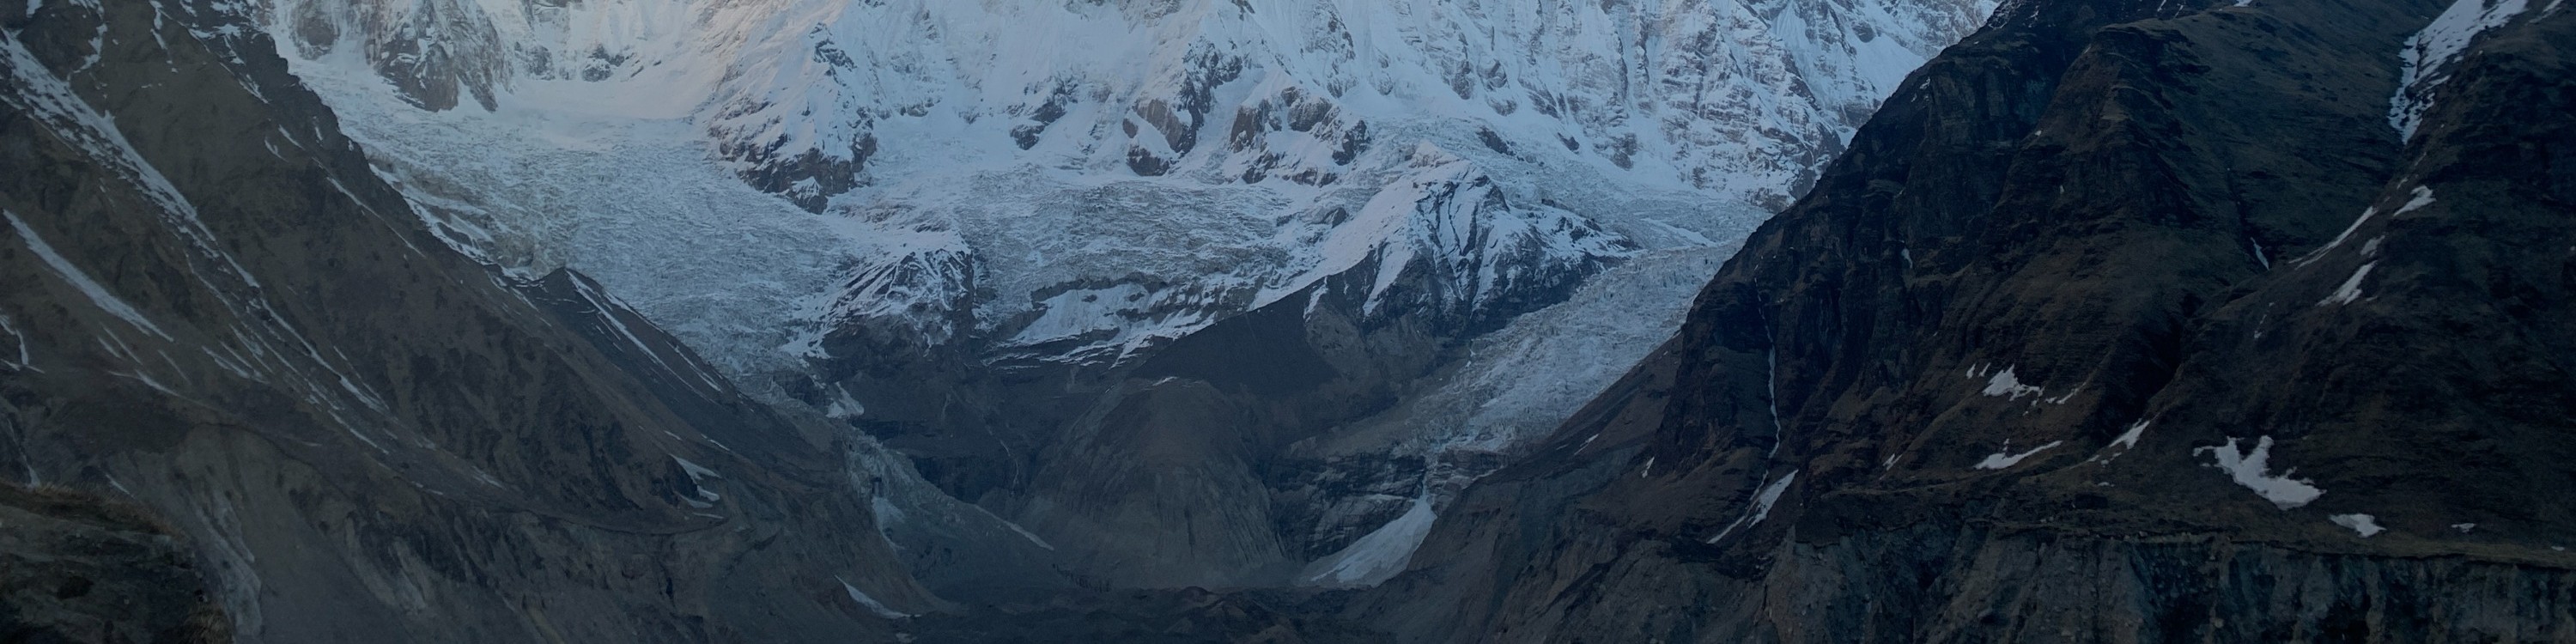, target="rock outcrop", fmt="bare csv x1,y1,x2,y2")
0,483,227,644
